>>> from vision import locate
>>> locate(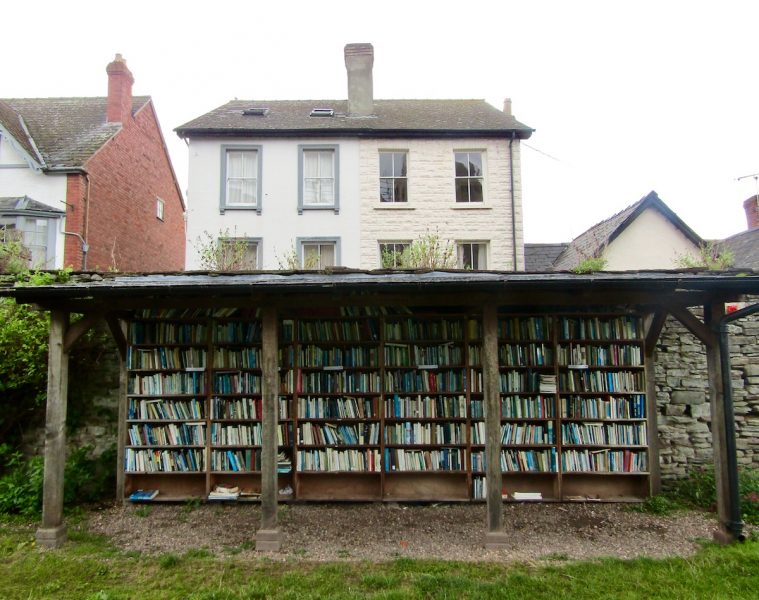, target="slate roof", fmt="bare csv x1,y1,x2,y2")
0,196,65,216
552,191,703,271
175,99,533,139
722,228,759,270
0,96,150,169
524,243,569,272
